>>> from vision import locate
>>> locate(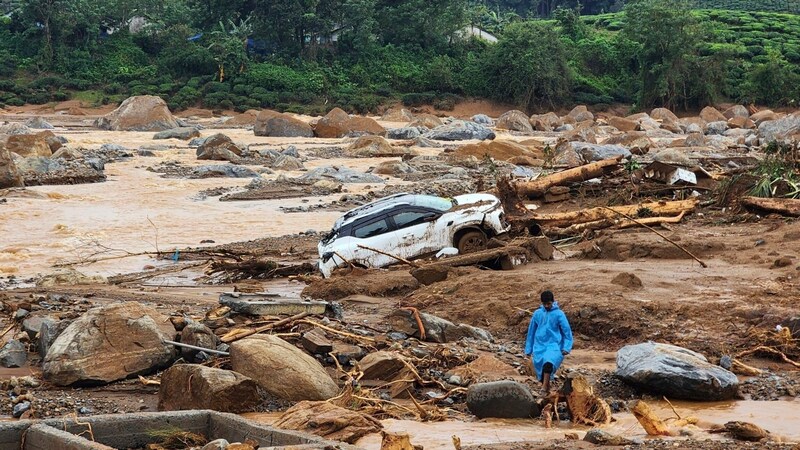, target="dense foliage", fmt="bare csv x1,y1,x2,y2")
0,0,798,113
